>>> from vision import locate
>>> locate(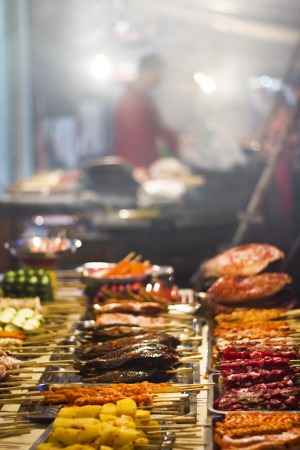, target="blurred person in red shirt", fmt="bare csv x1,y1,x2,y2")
114,53,179,168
